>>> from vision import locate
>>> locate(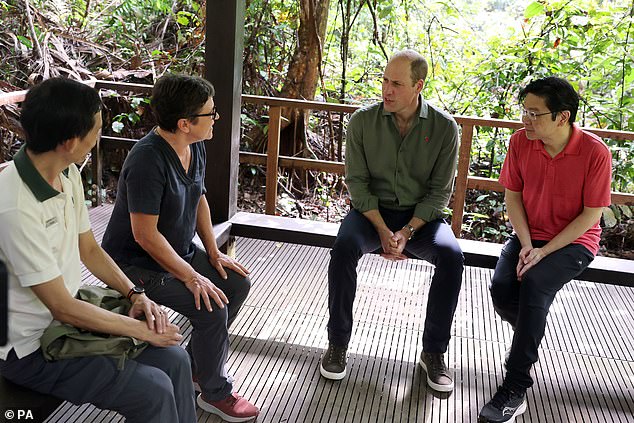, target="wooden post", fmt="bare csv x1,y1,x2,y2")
451,123,474,237
265,106,282,215
204,0,245,223
90,142,102,207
